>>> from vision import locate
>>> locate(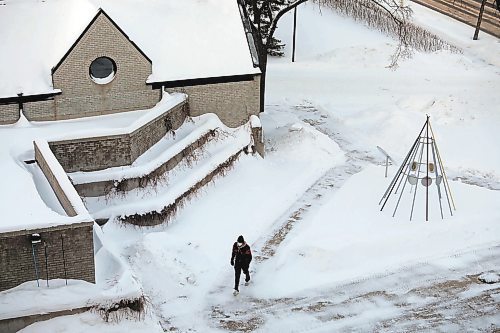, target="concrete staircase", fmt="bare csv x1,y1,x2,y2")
71,114,254,226
411,0,500,38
